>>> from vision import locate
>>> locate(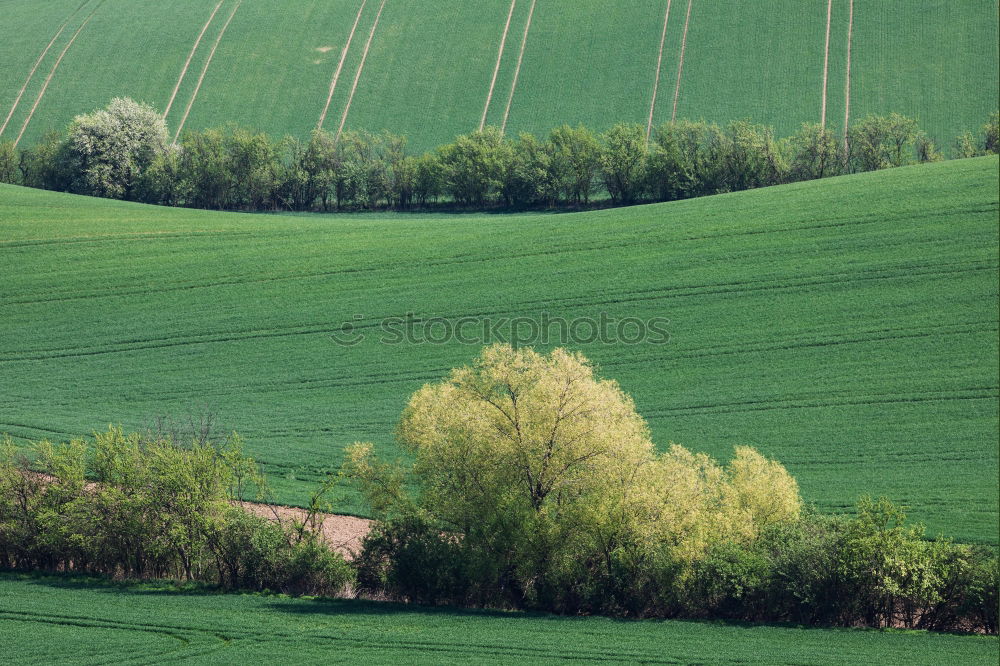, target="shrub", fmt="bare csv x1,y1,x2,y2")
0,428,353,597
